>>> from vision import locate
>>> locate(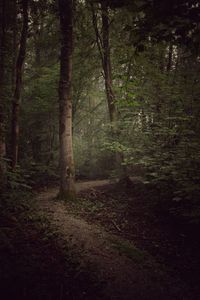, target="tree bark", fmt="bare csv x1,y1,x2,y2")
58,0,76,199
91,0,117,124
11,0,28,169
0,0,7,187
167,42,173,72
101,1,117,124
91,1,125,177
101,1,126,176
12,0,17,93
